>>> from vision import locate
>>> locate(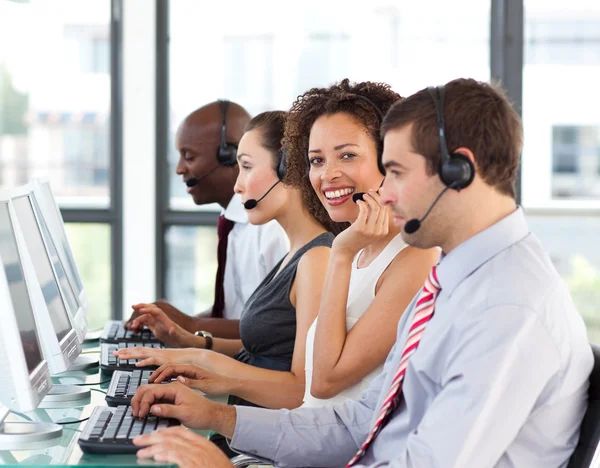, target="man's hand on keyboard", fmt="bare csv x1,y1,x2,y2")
126,303,200,348
125,300,195,333
149,363,234,396
113,346,201,368
135,426,233,468
131,381,222,429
